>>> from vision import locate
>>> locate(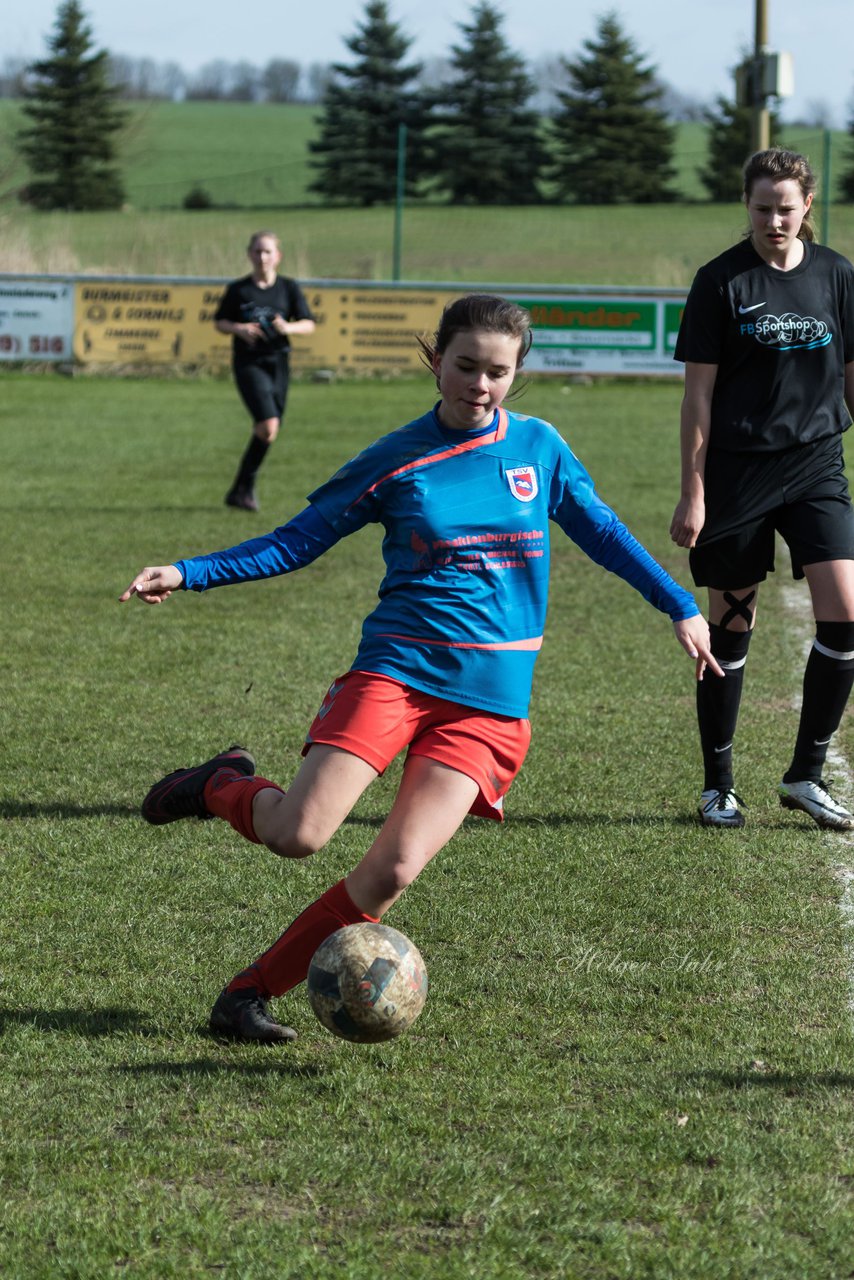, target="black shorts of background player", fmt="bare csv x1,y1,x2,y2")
214,231,315,511
671,147,854,831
